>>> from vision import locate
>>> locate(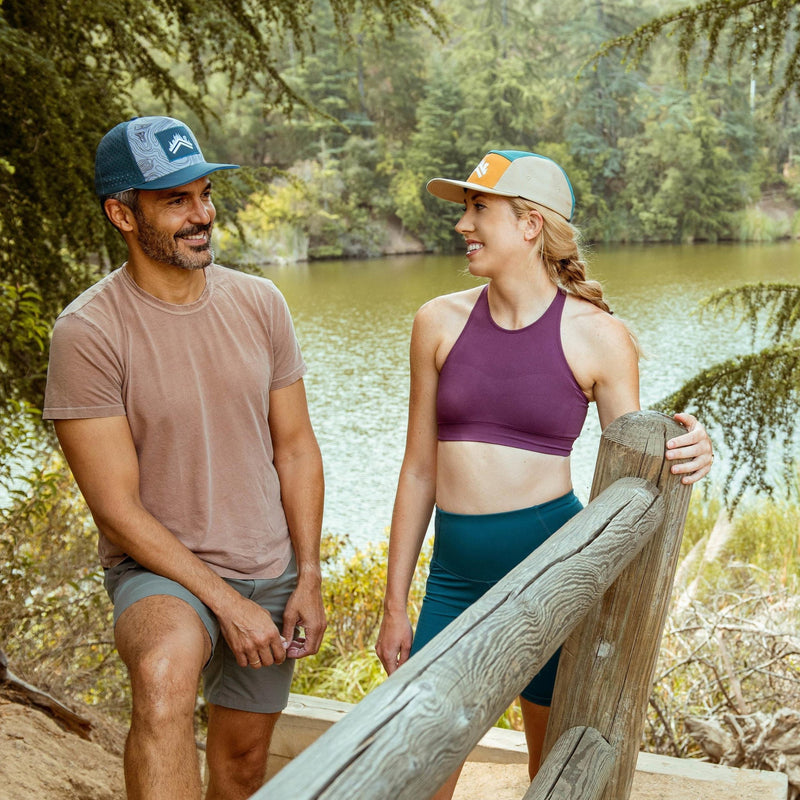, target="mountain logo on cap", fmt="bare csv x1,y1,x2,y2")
155,125,198,162
167,133,195,156
475,159,490,178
